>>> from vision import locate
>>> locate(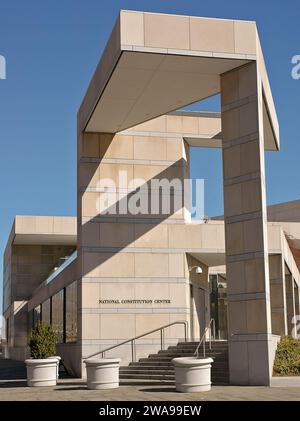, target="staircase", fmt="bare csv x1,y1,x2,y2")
120,340,229,385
